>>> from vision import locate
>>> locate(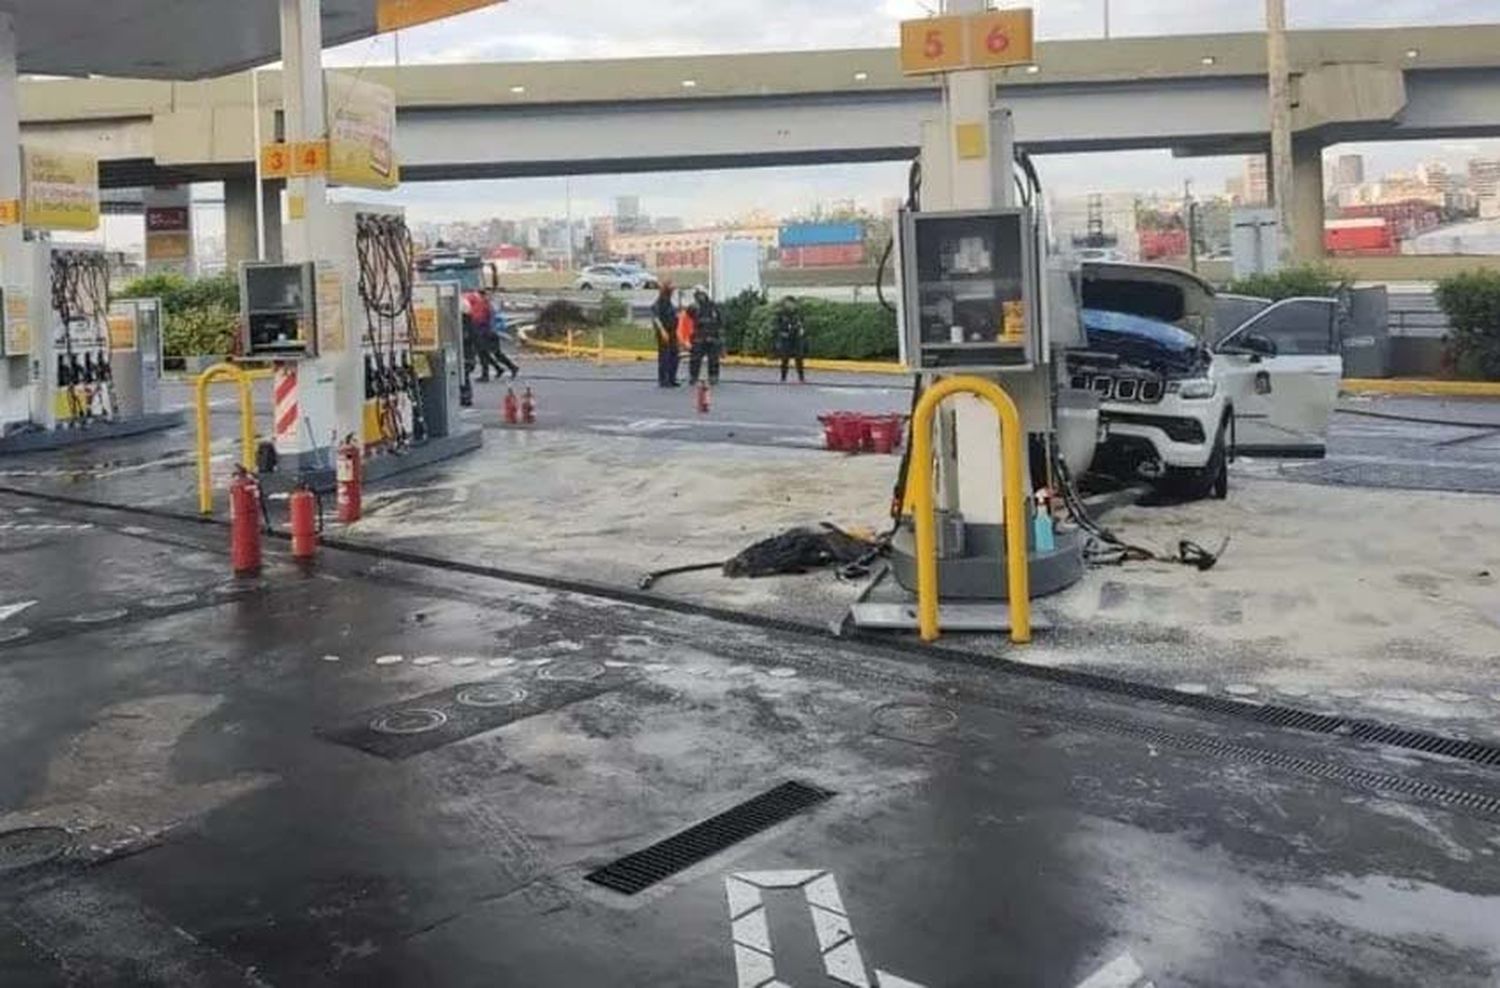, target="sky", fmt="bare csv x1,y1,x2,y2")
95,0,1500,249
